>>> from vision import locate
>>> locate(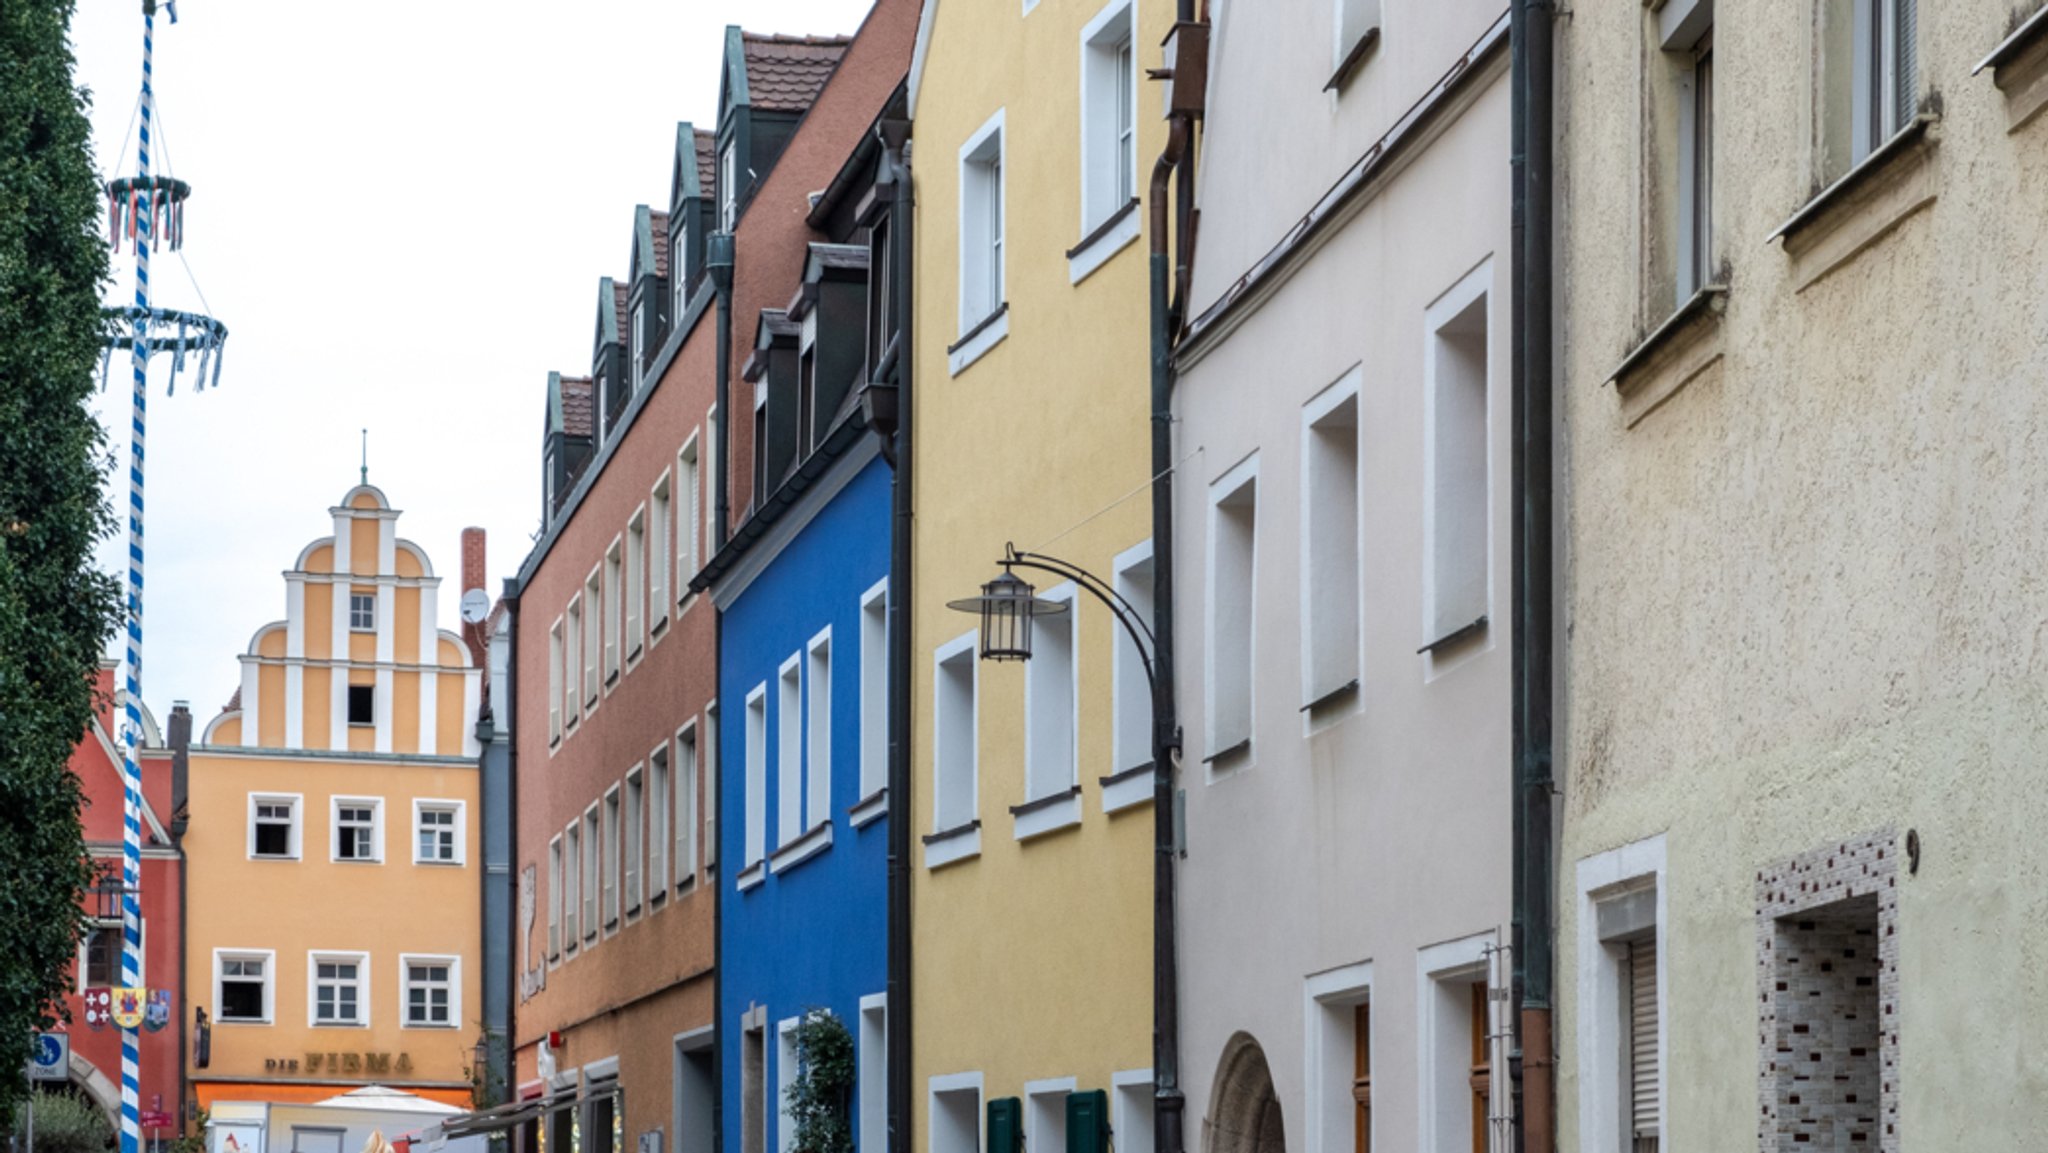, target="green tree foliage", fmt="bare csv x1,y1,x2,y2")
786,1011,854,1153
0,0,122,1129
12,1092,115,1153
